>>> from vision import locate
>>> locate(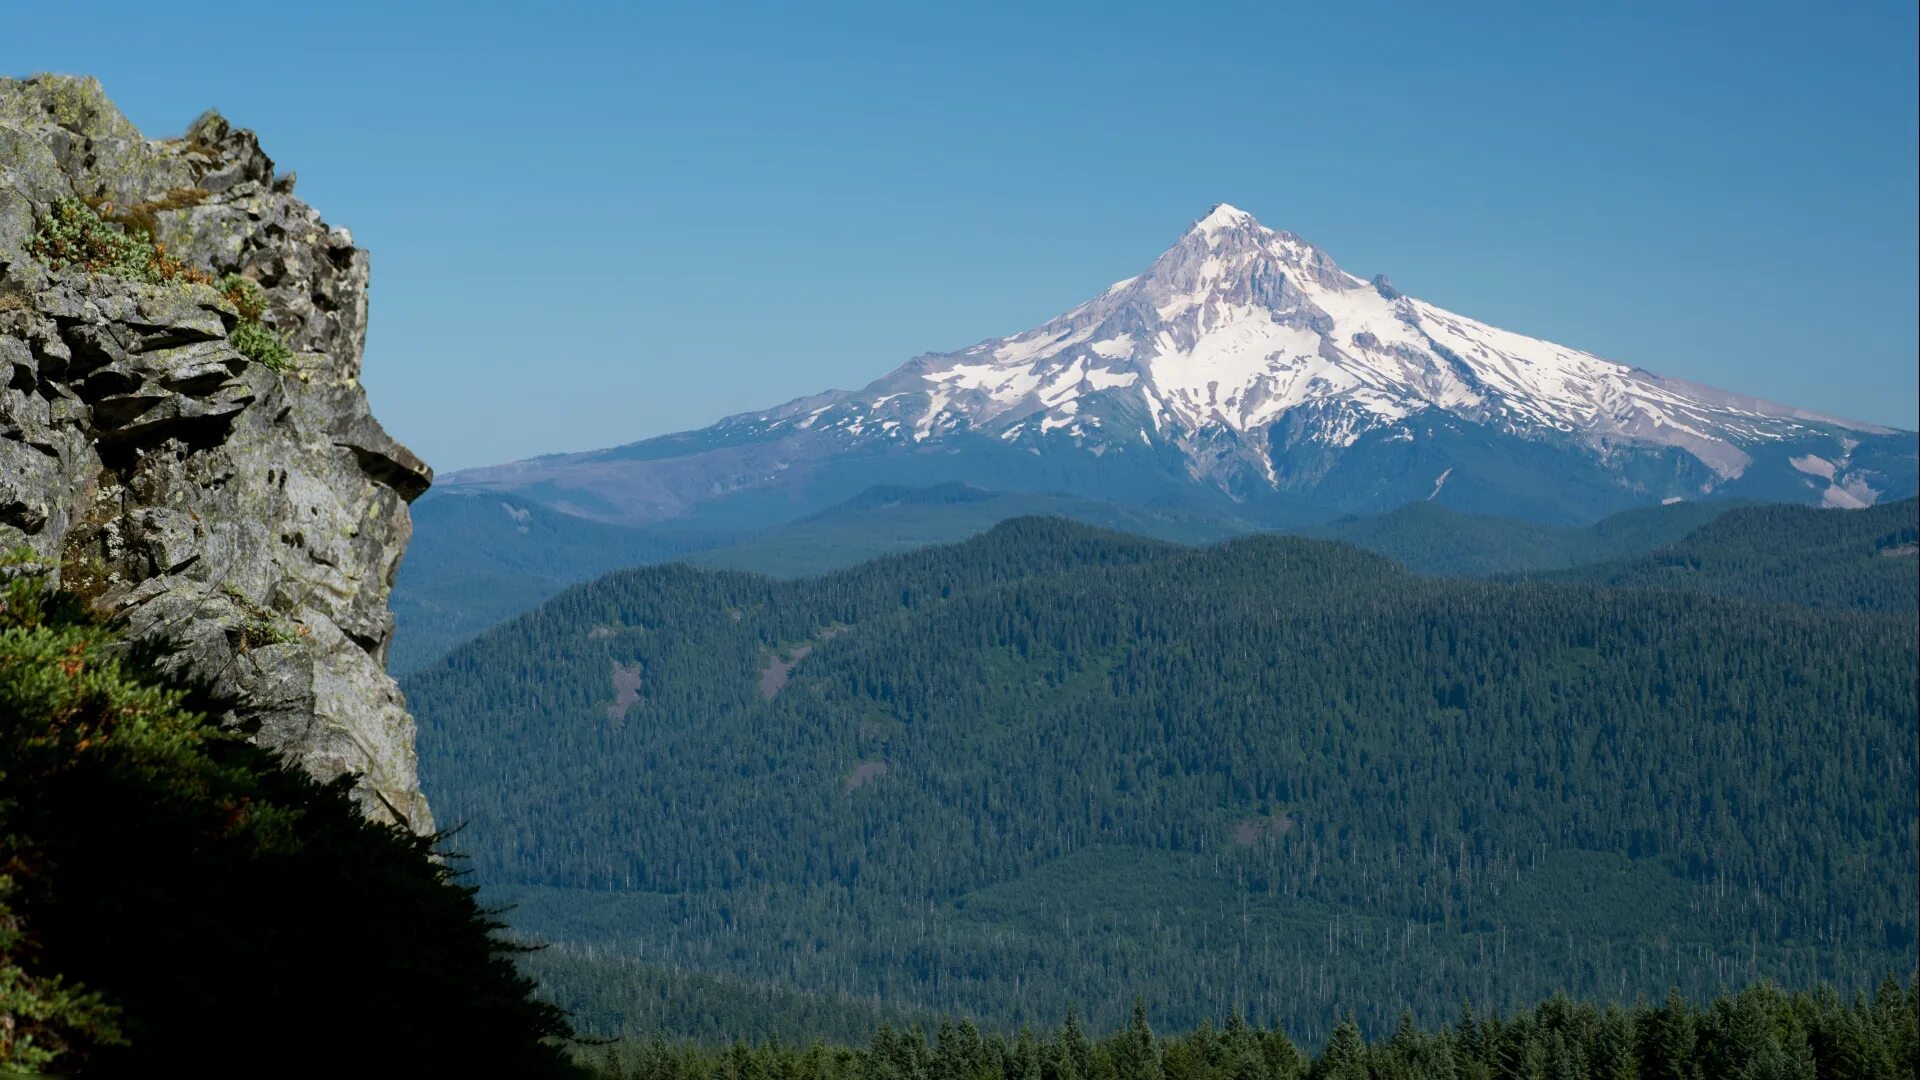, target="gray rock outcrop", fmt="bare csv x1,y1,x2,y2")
0,75,433,829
